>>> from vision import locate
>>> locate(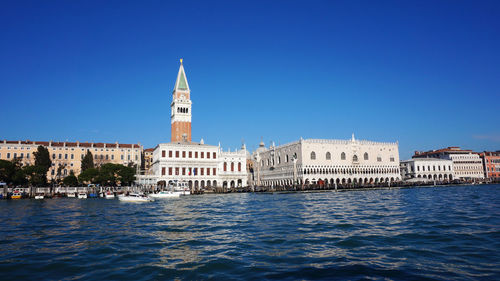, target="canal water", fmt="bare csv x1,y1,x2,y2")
1,184,499,280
